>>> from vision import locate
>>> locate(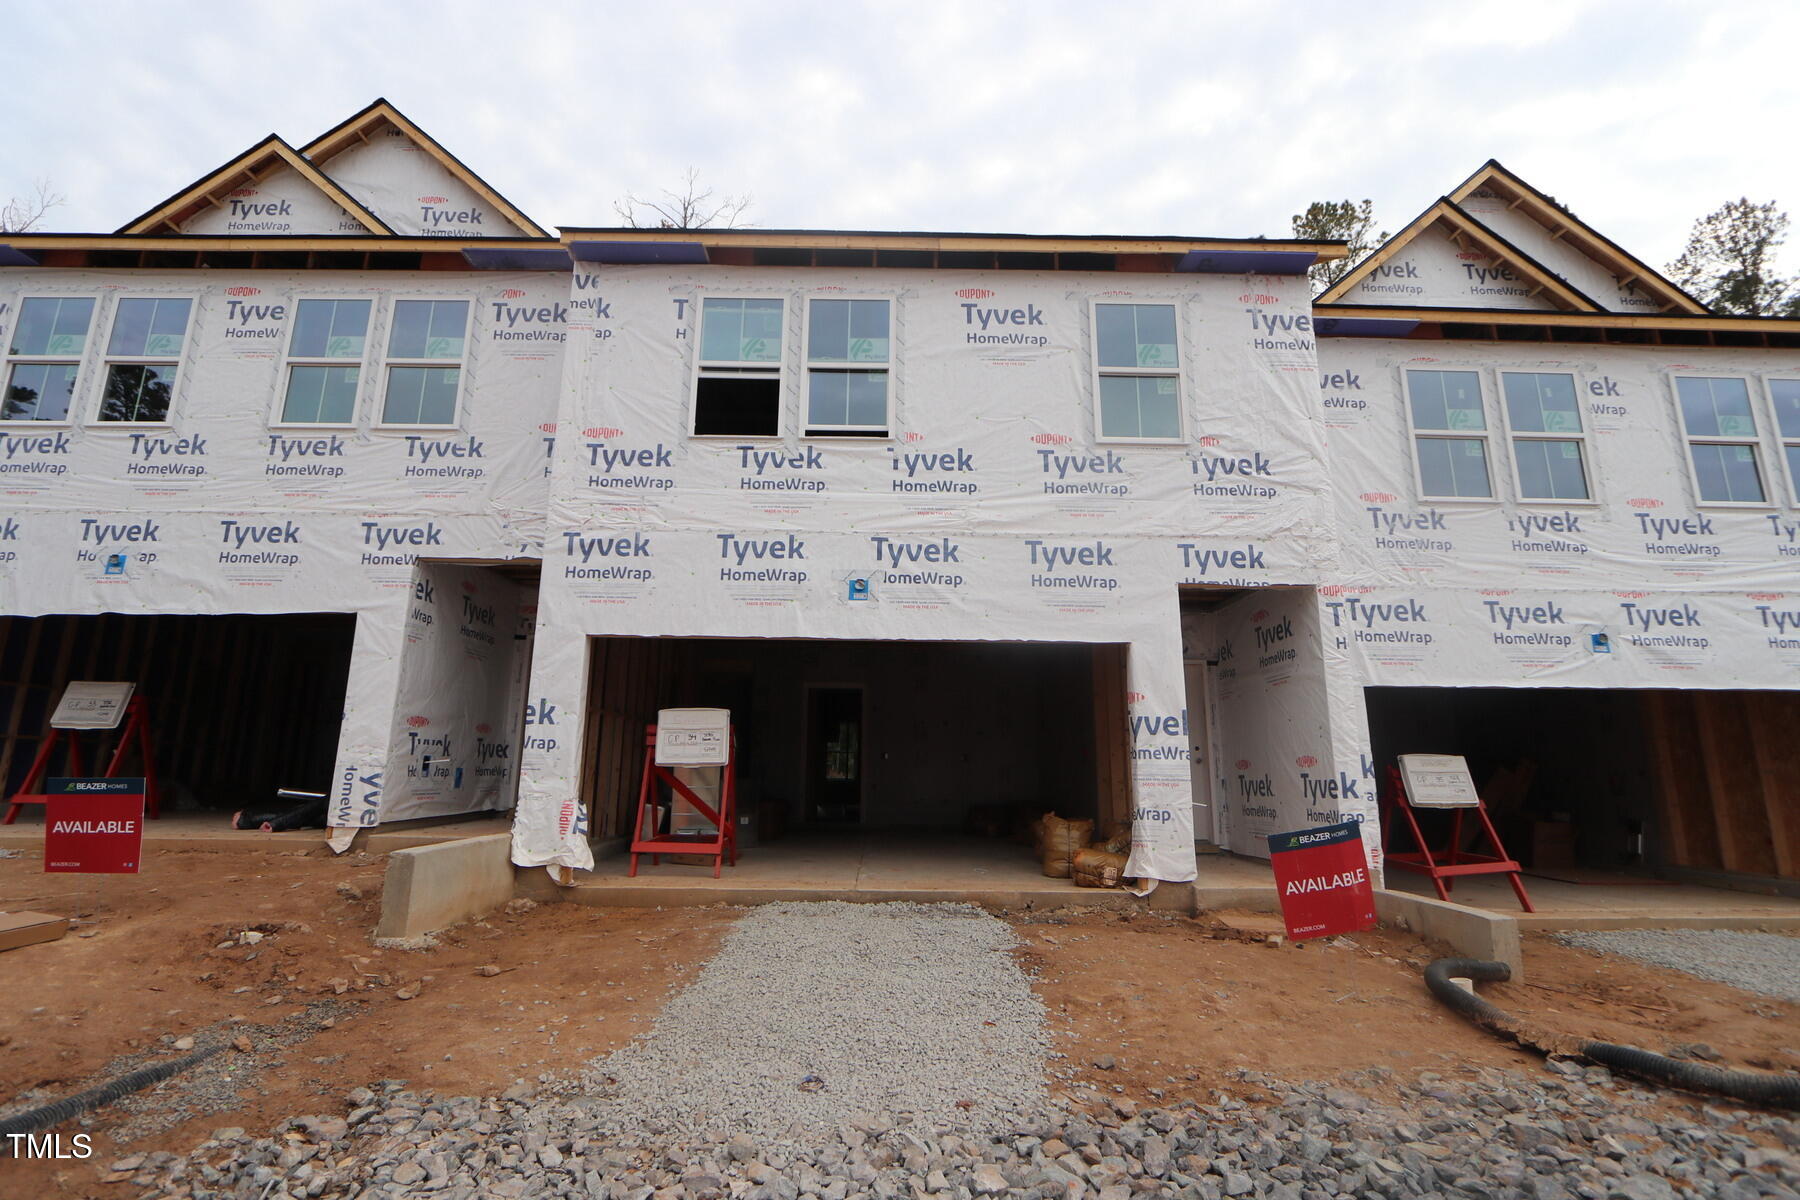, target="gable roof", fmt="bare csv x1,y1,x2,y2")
1447,160,1707,315
299,98,549,239
1319,197,1602,311
117,135,391,236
